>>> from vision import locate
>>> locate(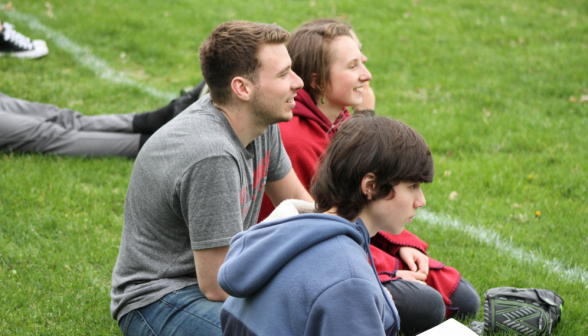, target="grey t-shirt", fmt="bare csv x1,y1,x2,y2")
110,95,292,321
